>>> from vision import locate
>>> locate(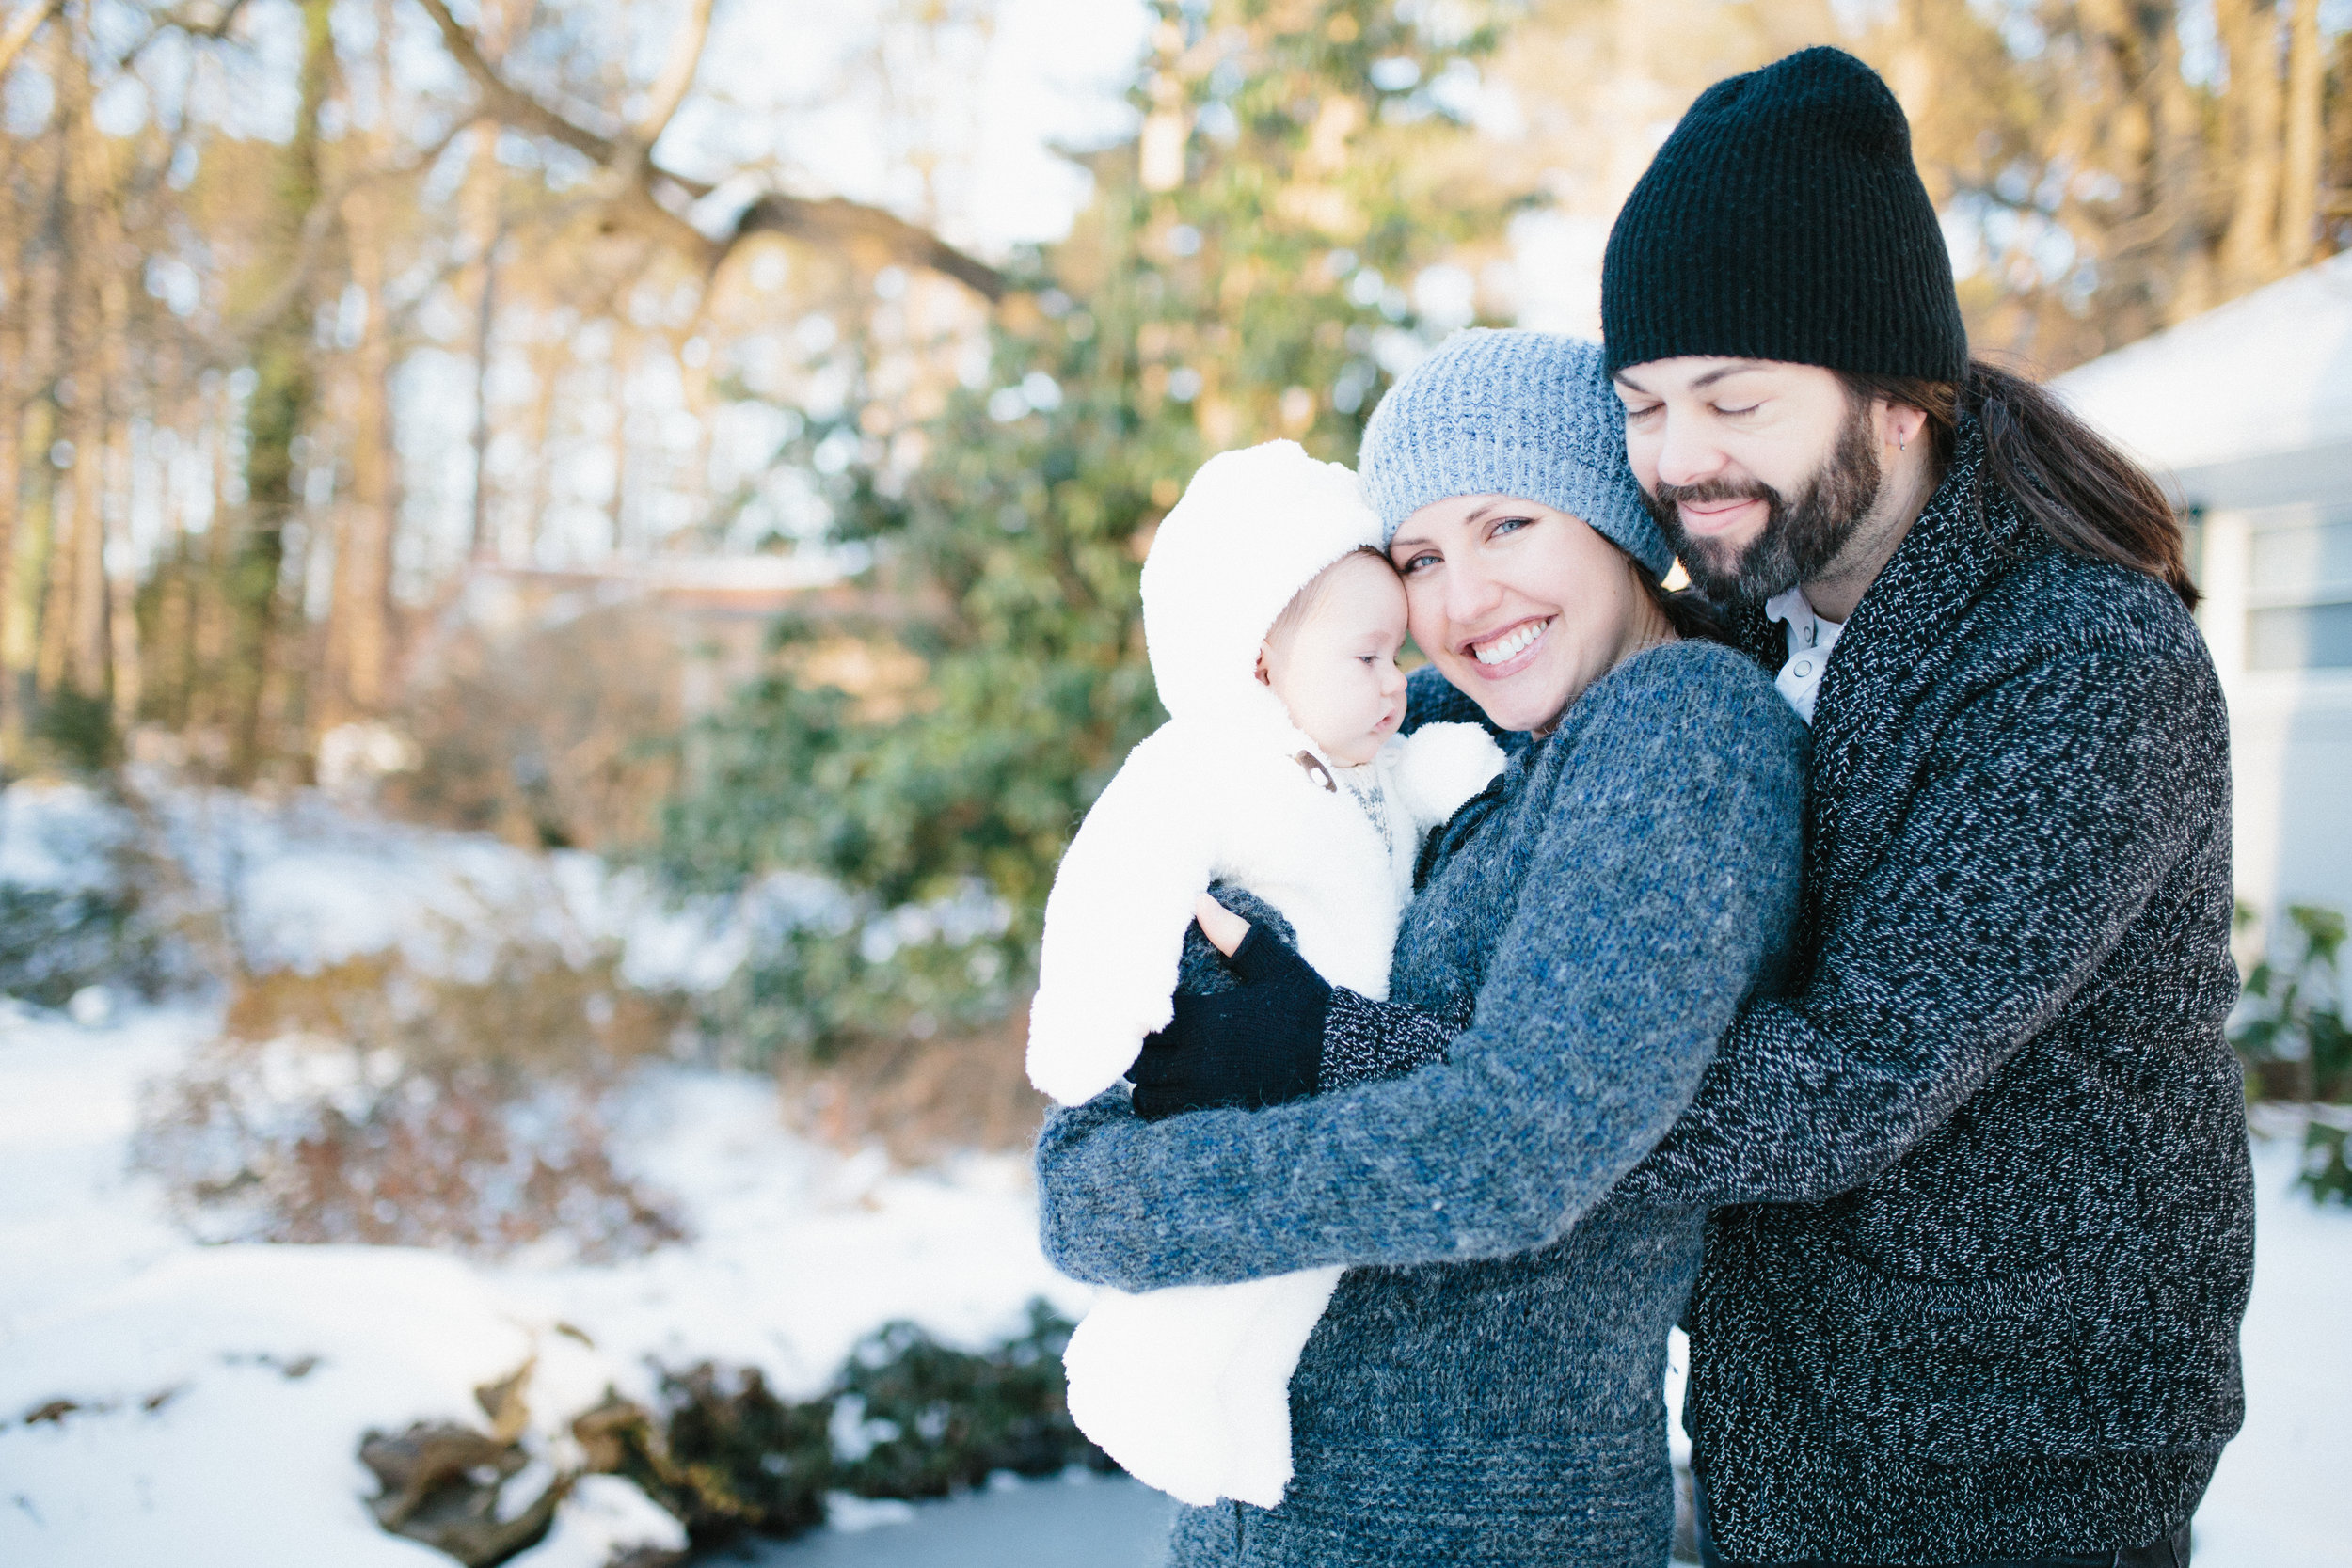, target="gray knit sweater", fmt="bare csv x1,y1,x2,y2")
1036,639,1805,1567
